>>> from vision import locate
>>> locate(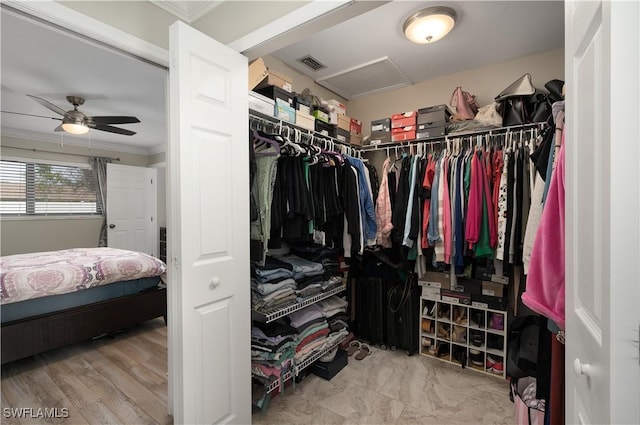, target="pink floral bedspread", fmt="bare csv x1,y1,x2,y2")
0,248,167,305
